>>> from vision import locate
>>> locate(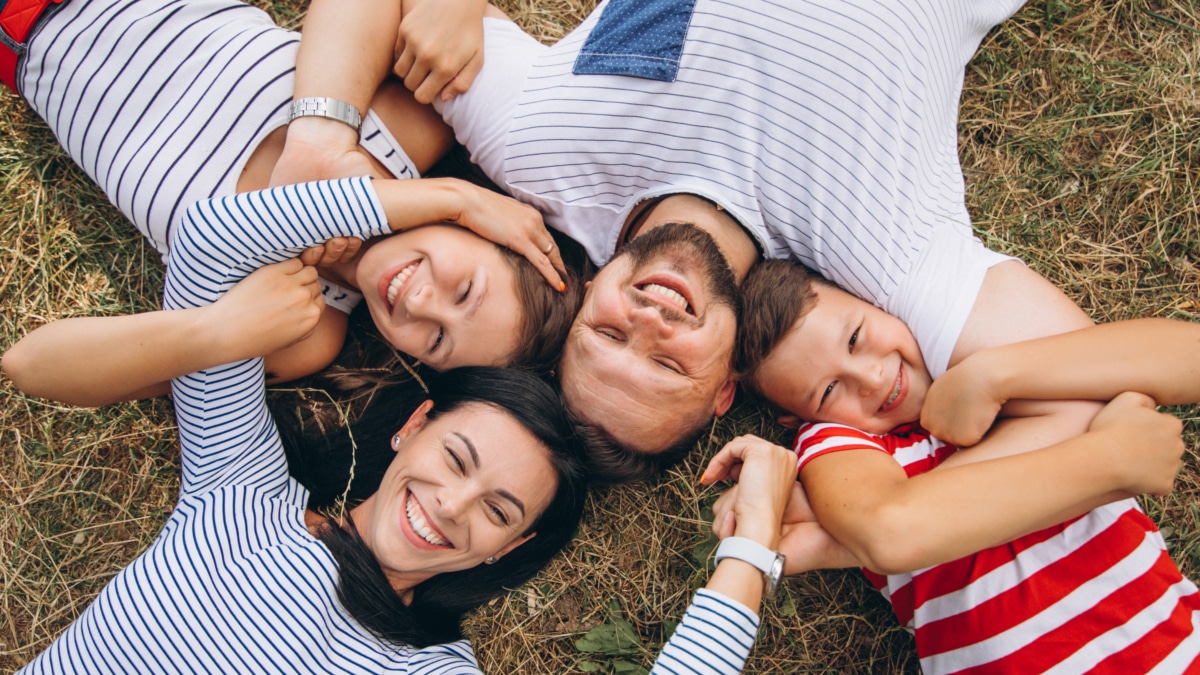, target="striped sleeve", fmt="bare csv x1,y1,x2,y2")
794,422,888,472
410,640,482,674
651,589,760,674
162,178,389,496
